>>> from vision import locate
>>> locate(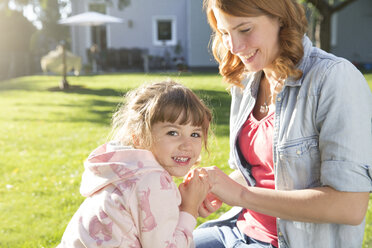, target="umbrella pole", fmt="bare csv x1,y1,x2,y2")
60,41,69,89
